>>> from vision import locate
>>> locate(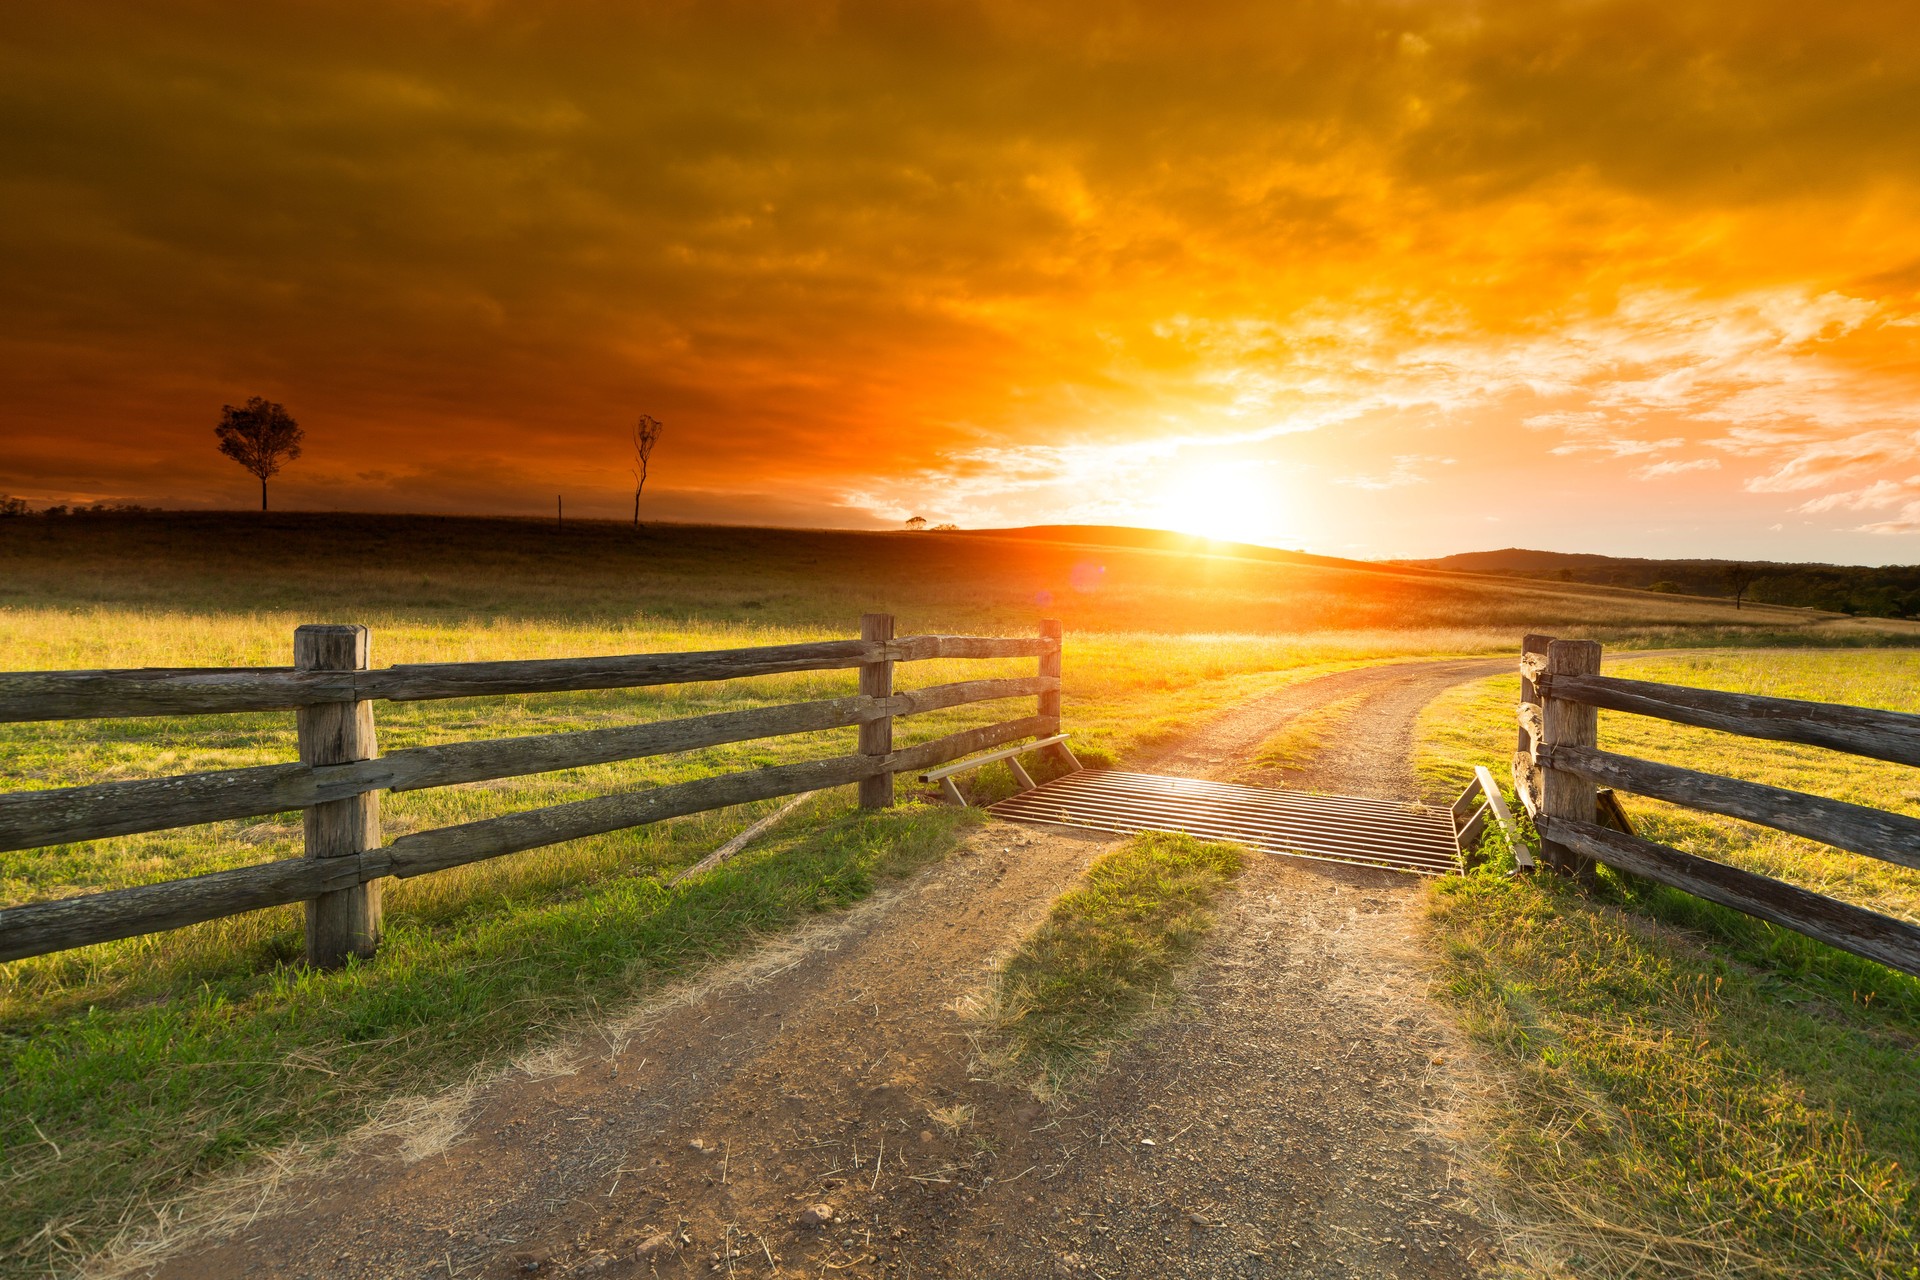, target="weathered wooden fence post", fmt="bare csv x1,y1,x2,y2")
296,624,381,966
1538,637,1601,879
858,613,895,809
1515,632,1553,817
1037,618,1069,765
